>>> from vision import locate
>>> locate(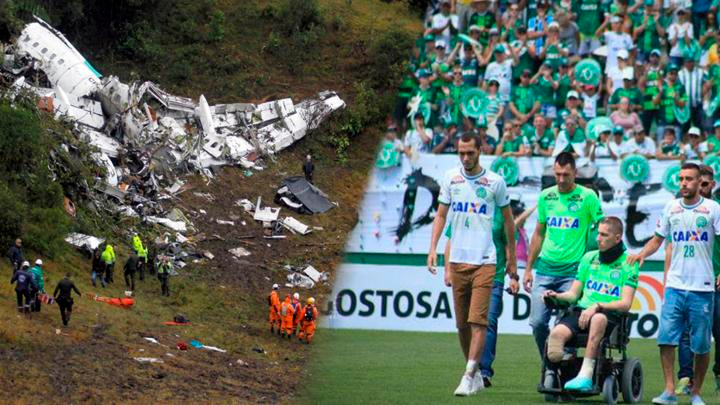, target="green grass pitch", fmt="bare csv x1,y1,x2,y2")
301,329,718,404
